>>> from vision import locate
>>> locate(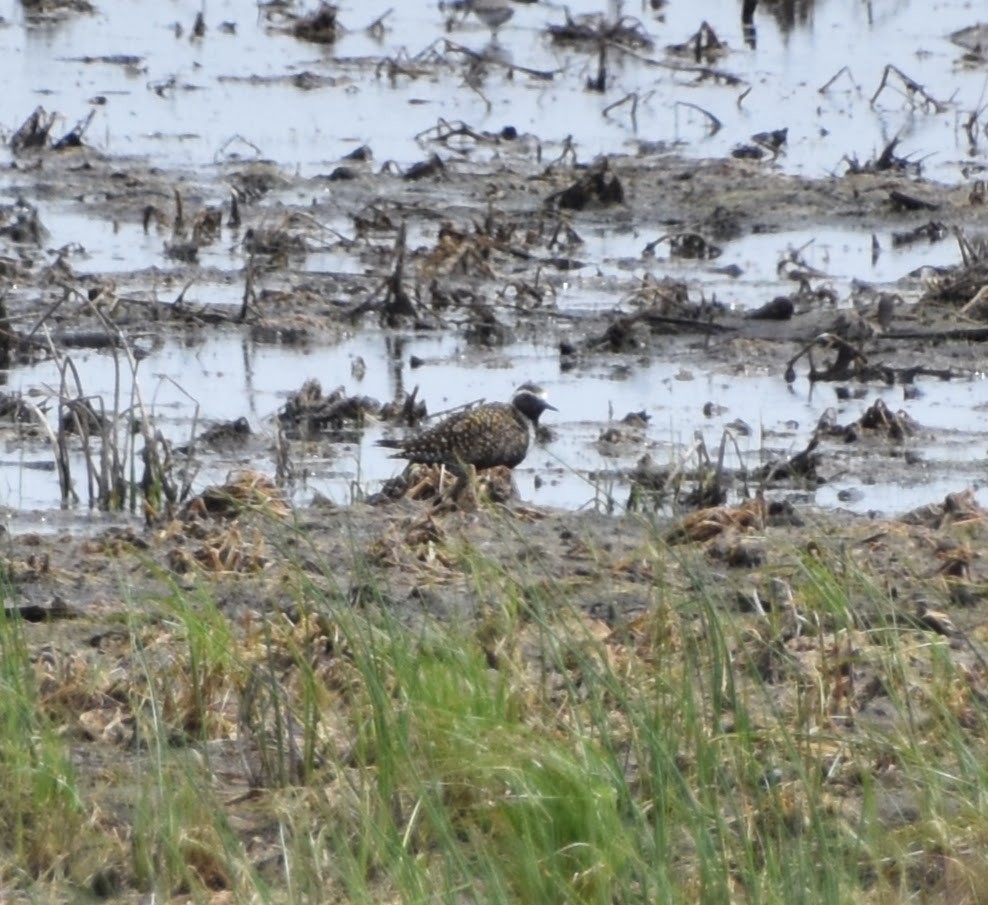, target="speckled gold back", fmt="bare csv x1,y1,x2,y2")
392,402,531,469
